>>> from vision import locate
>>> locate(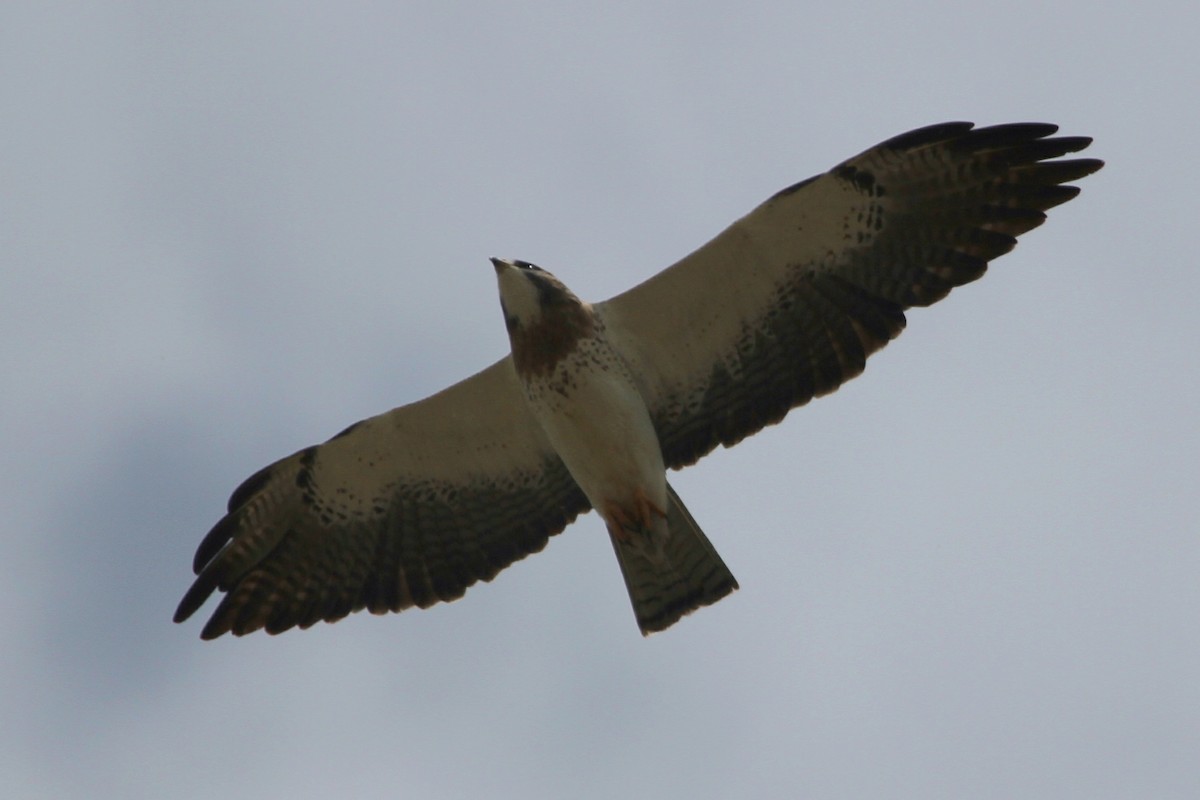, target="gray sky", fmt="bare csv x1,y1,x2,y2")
4,2,1197,798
